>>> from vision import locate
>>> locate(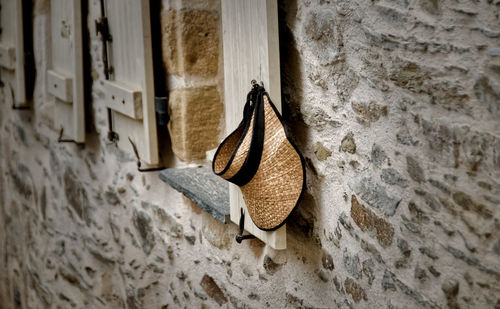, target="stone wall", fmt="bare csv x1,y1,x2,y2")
0,0,499,308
